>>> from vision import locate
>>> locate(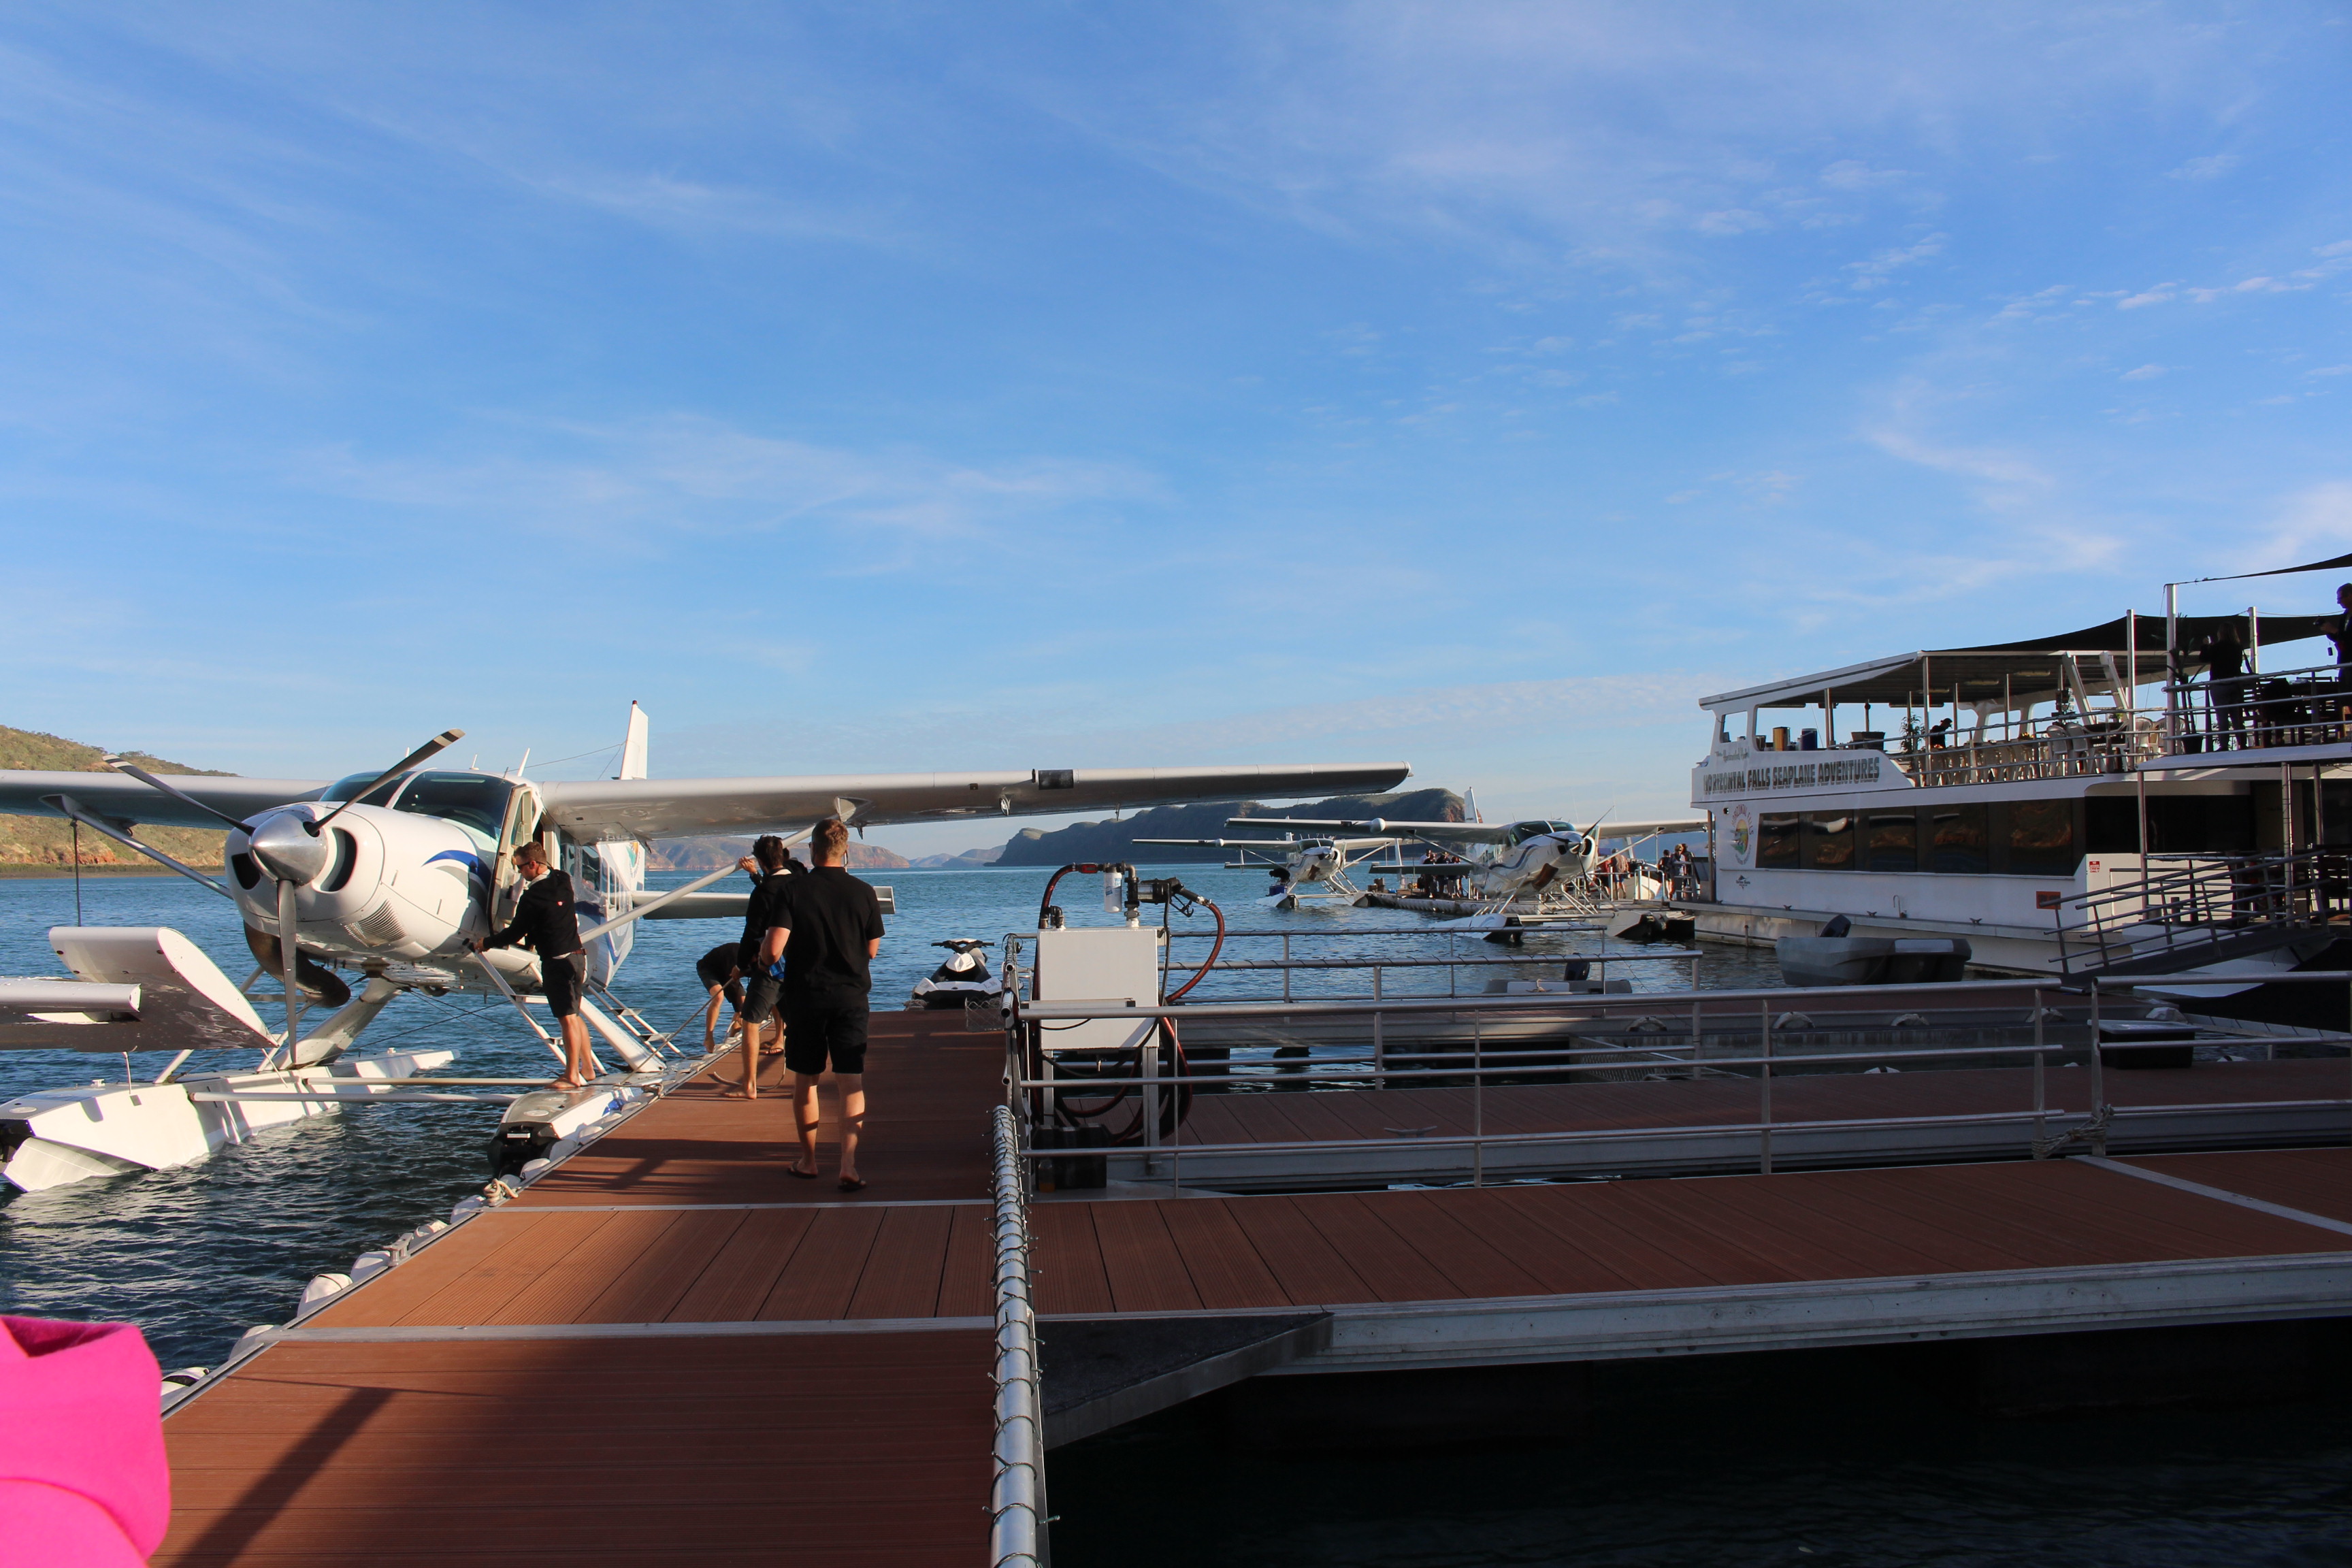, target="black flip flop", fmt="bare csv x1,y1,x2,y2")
785,1164,821,1179
836,1176,867,1193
